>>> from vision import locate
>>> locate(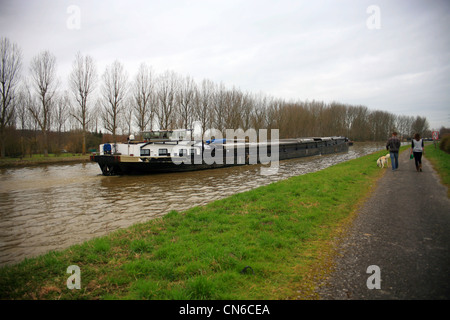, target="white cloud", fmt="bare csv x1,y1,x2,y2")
1,0,449,129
